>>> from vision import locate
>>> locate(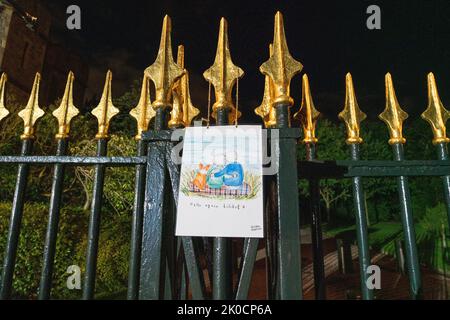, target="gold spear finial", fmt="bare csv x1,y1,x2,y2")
91,70,119,139
255,73,274,127
130,74,155,140
255,44,277,128
0,73,9,122
379,73,408,145
203,17,244,123
338,73,367,144
260,11,303,107
169,45,186,128
52,71,79,139
294,74,320,144
421,72,450,145
181,70,200,126
18,73,45,140
145,15,184,111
